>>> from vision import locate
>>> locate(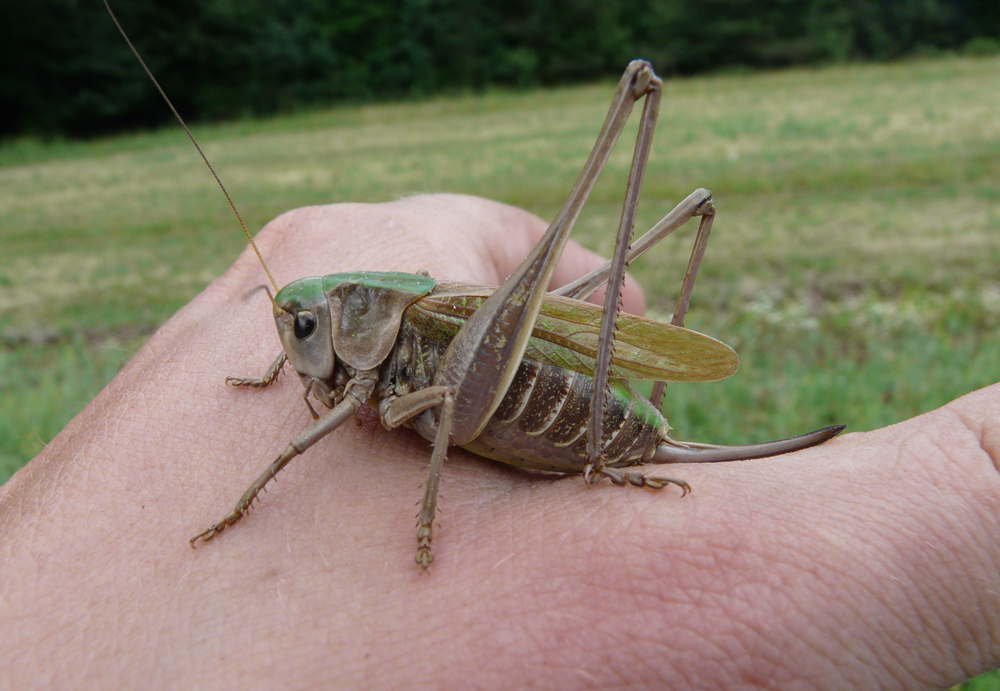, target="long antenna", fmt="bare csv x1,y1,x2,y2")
103,0,280,294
